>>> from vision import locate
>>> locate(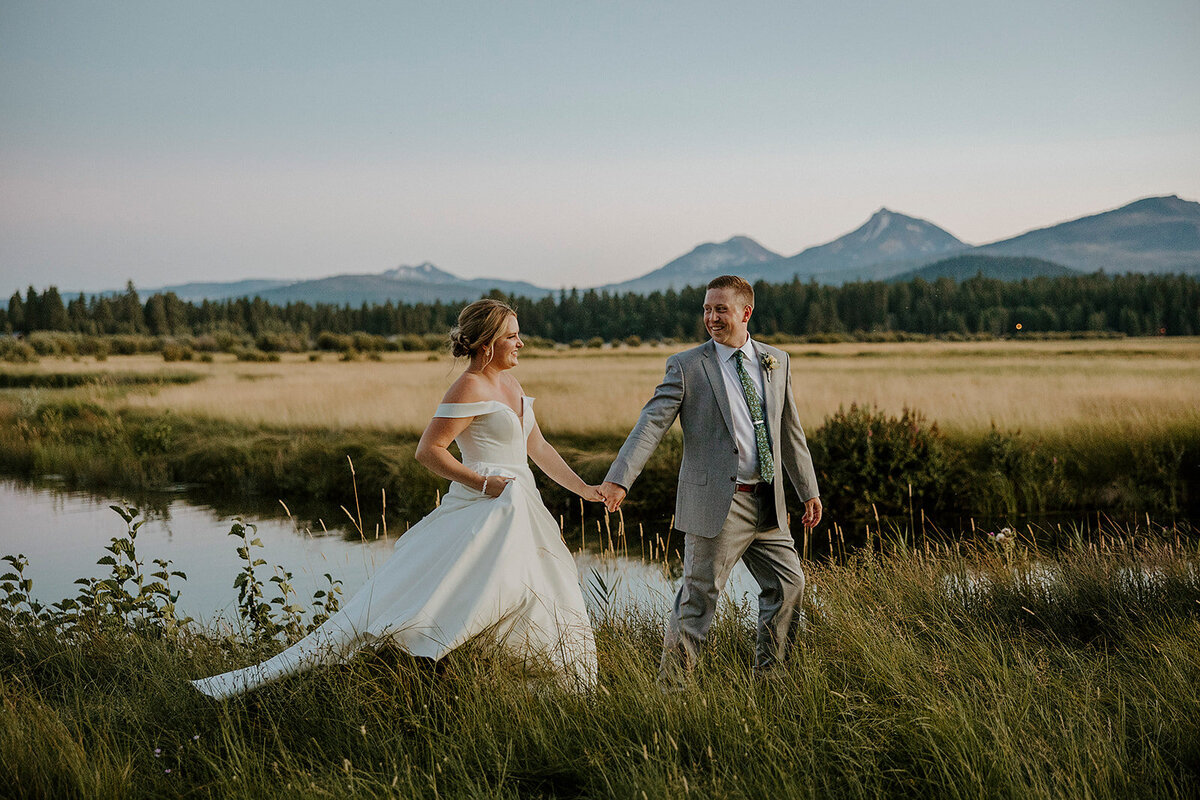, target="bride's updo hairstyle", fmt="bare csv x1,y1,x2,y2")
449,299,517,359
